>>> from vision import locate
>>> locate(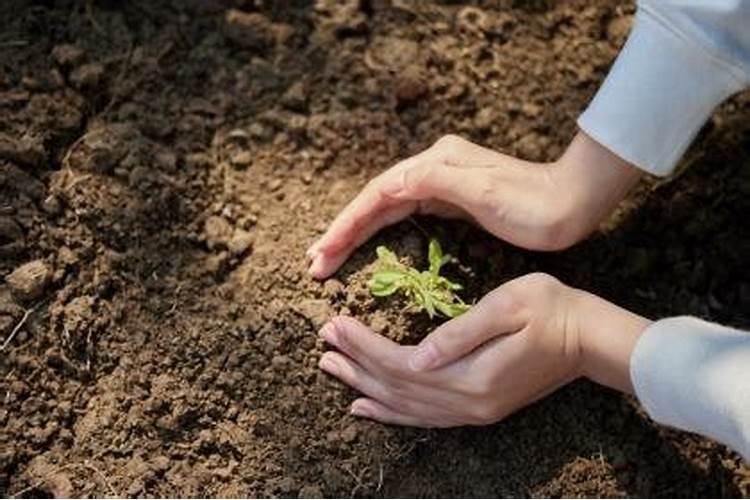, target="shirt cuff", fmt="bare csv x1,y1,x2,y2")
631,316,750,461
577,7,746,176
